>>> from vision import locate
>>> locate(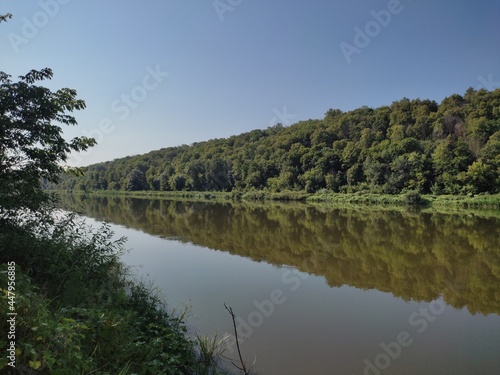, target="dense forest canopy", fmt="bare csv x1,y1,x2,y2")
54,88,500,195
